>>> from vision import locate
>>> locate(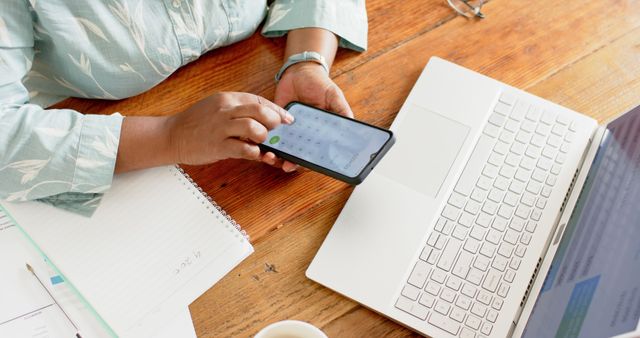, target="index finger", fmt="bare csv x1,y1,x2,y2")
254,94,295,124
